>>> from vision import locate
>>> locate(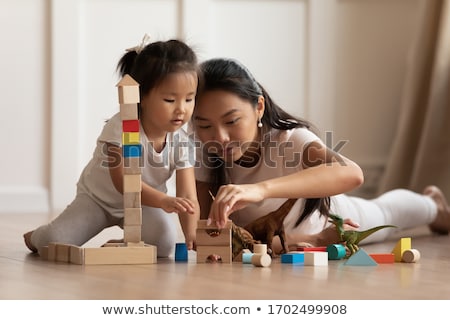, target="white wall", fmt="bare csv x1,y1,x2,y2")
0,0,421,214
